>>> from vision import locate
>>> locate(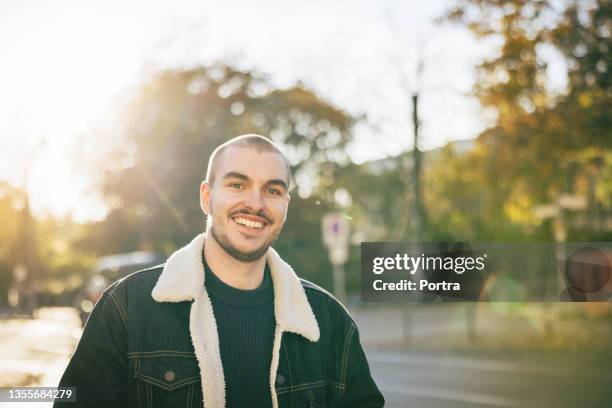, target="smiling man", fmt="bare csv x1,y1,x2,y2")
55,134,384,408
